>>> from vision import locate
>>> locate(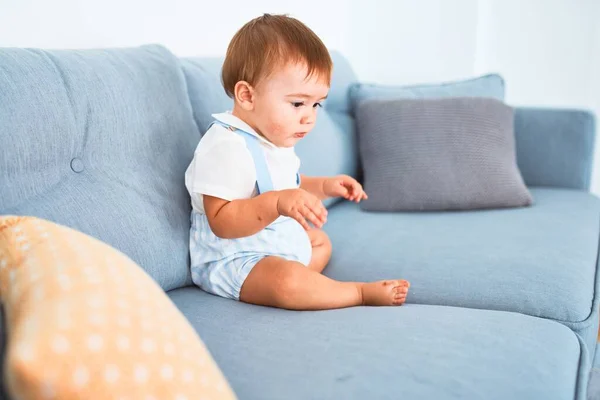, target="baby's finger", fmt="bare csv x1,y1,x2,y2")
309,198,328,221
301,205,323,228
292,211,310,231
318,205,328,223
354,184,364,201
310,209,327,226
356,188,365,203
338,182,350,198
349,190,355,202
345,189,352,200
